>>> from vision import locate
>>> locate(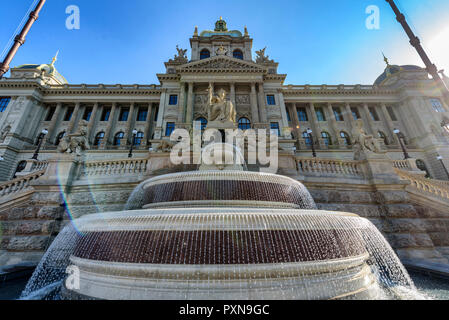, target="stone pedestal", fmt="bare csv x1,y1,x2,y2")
37,153,84,188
